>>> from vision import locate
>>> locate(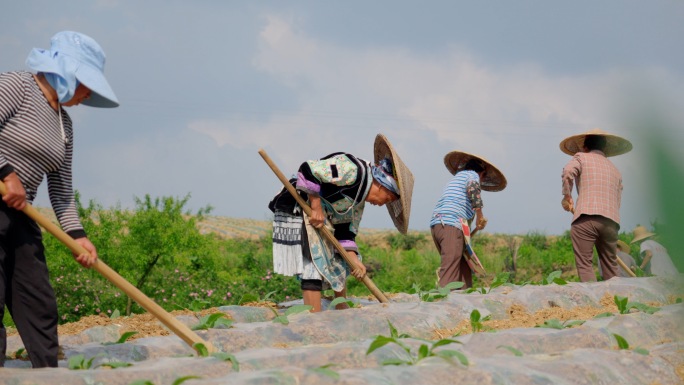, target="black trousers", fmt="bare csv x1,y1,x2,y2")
0,201,59,368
